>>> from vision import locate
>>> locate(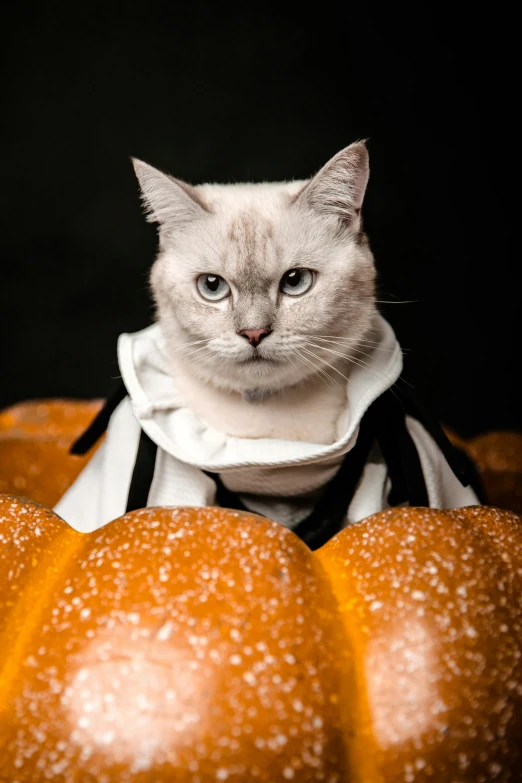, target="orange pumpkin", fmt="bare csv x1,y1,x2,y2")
0,495,520,781
0,399,103,507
